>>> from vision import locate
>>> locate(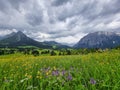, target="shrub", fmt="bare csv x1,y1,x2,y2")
31,50,39,56
50,50,56,56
